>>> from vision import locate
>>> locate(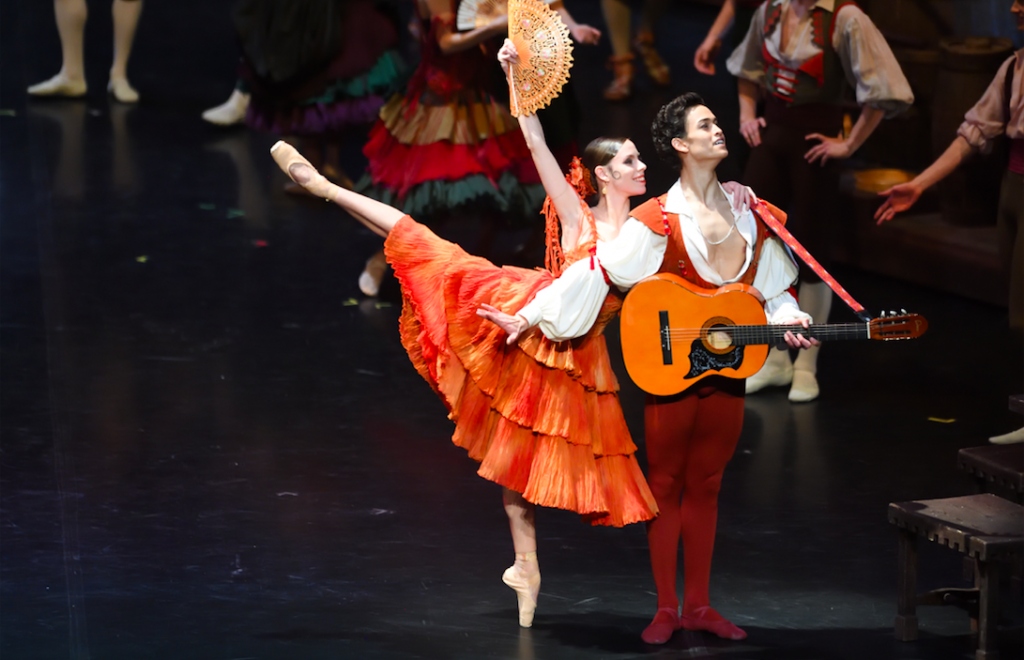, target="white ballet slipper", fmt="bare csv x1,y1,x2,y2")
107,78,139,103
990,426,1024,445
28,73,87,98
202,89,250,126
358,270,380,297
